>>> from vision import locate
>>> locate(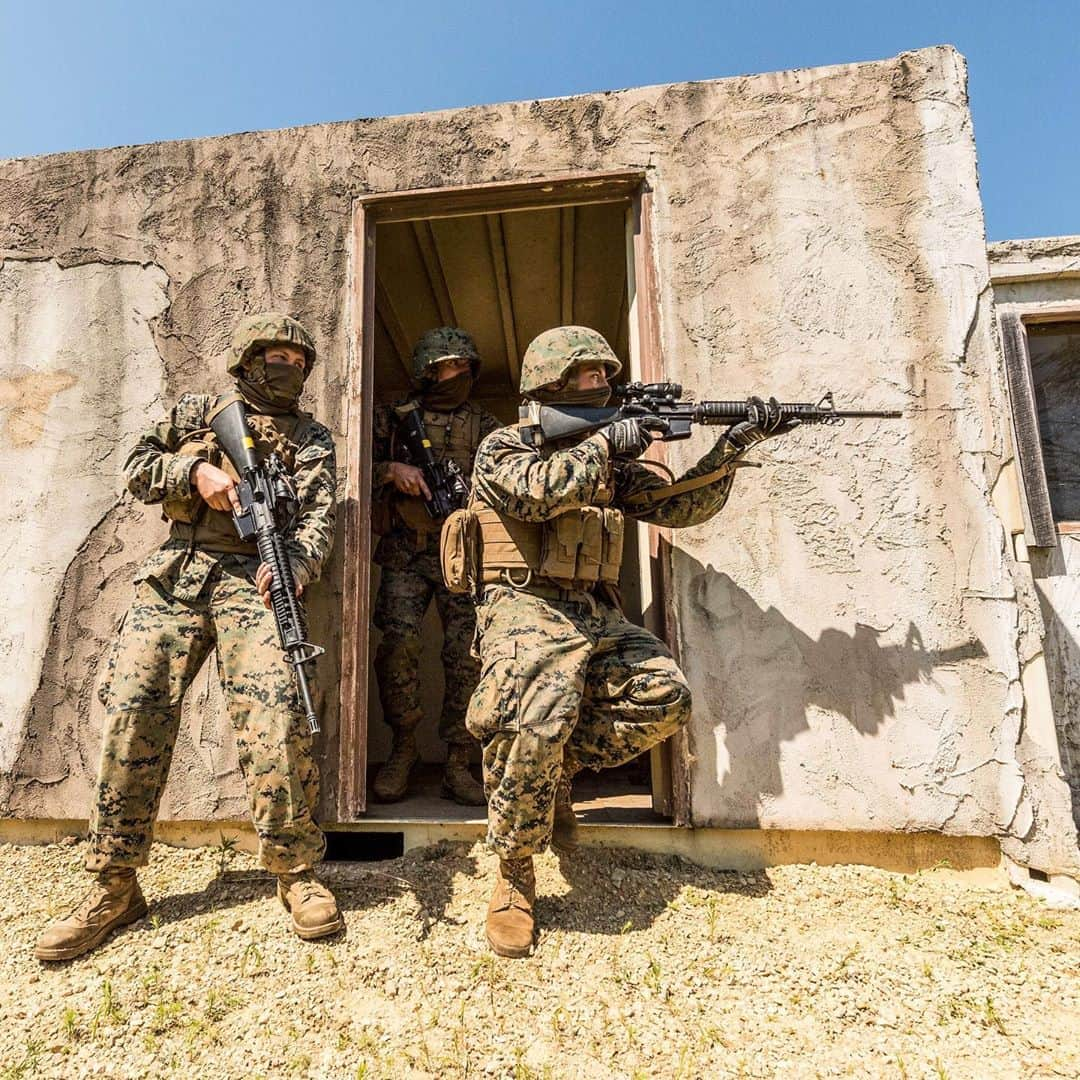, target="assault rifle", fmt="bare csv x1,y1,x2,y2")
209,396,326,735
519,383,902,448
395,403,470,520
